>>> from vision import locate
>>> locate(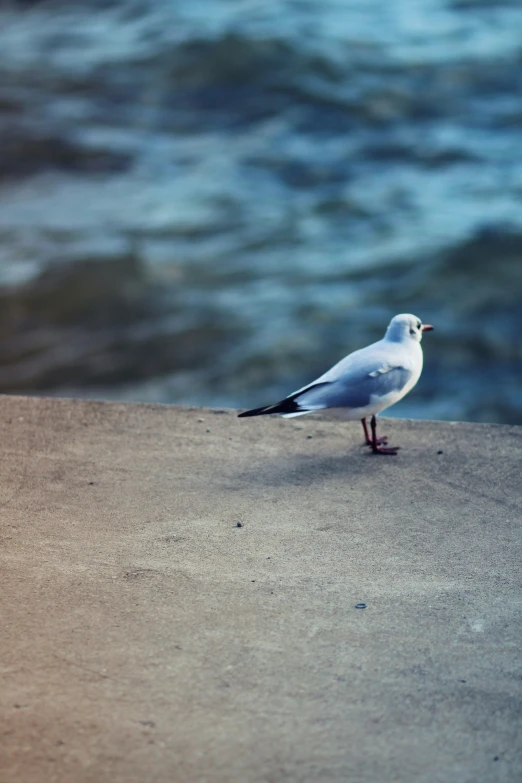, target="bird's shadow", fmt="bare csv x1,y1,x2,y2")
233,446,396,489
